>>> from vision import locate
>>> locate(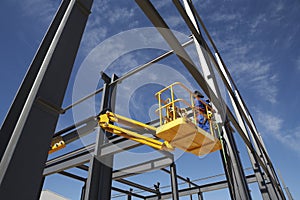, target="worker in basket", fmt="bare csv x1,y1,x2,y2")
193,91,211,133
202,99,212,133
